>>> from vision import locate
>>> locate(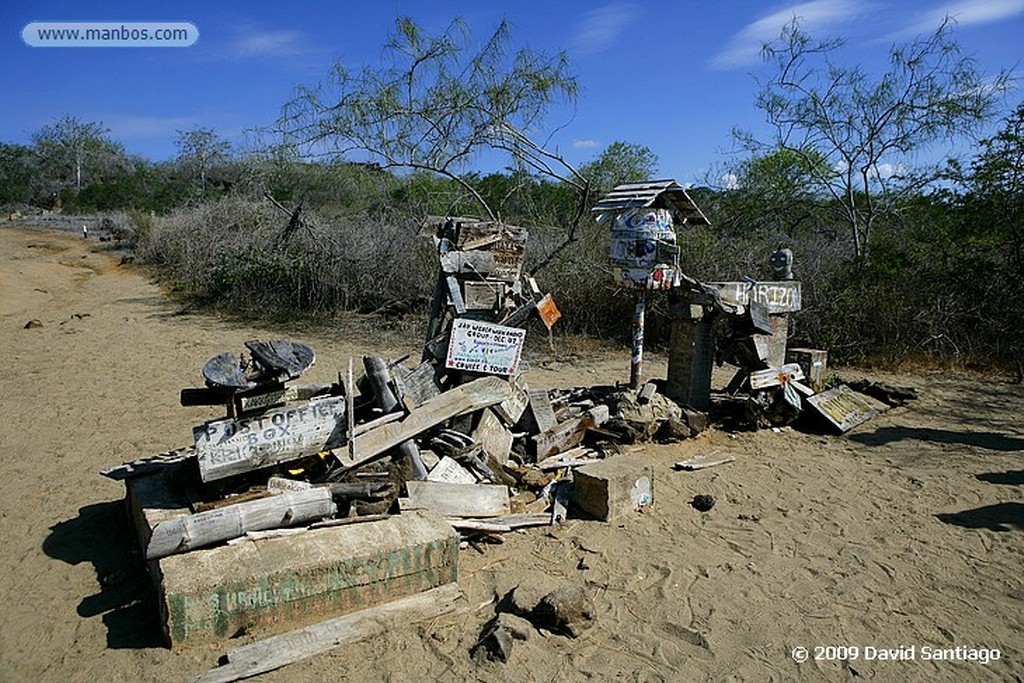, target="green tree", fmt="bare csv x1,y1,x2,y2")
577,141,658,196
275,16,587,223
740,18,1009,260
0,143,38,205
32,115,124,192
176,127,232,194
